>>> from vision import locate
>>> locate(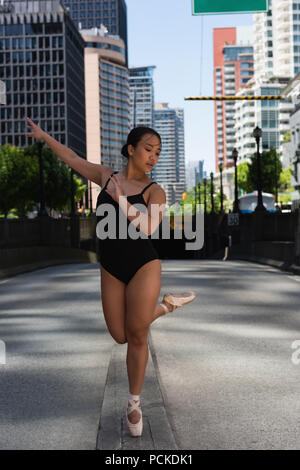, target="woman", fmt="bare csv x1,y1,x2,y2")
26,118,196,437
